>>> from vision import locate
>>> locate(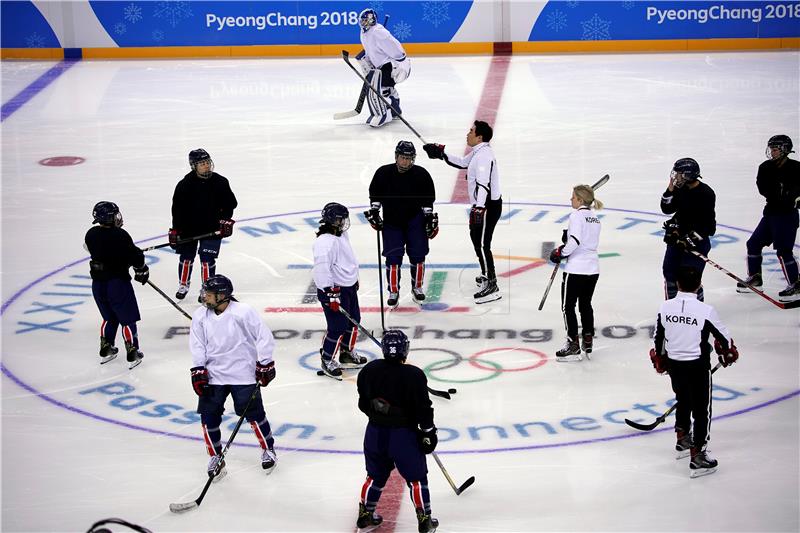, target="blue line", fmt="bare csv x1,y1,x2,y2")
288,263,479,270
40,292,92,297
1,60,79,122
54,283,92,288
